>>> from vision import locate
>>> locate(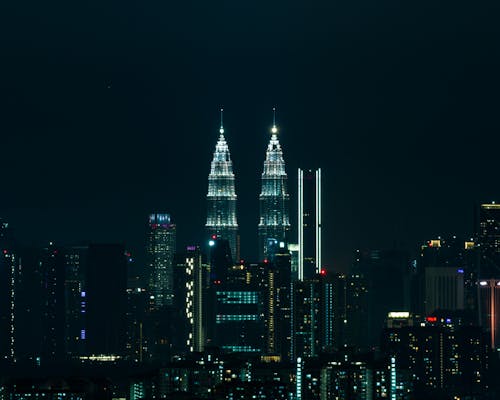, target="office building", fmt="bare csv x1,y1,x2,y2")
382,314,487,397
63,246,87,358
291,272,334,359
478,278,500,349
147,213,176,308
185,246,209,353
39,242,66,363
212,262,265,354
264,244,292,360
85,244,127,357
298,168,322,280
353,249,411,348
0,220,16,362
477,203,500,278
